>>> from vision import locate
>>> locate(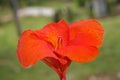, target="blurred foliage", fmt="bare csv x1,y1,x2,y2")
107,0,116,15
0,0,59,7
18,0,48,6
83,0,120,18
0,0,9,7
116,0,120,3
75,0,87,7
0,0,56,7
